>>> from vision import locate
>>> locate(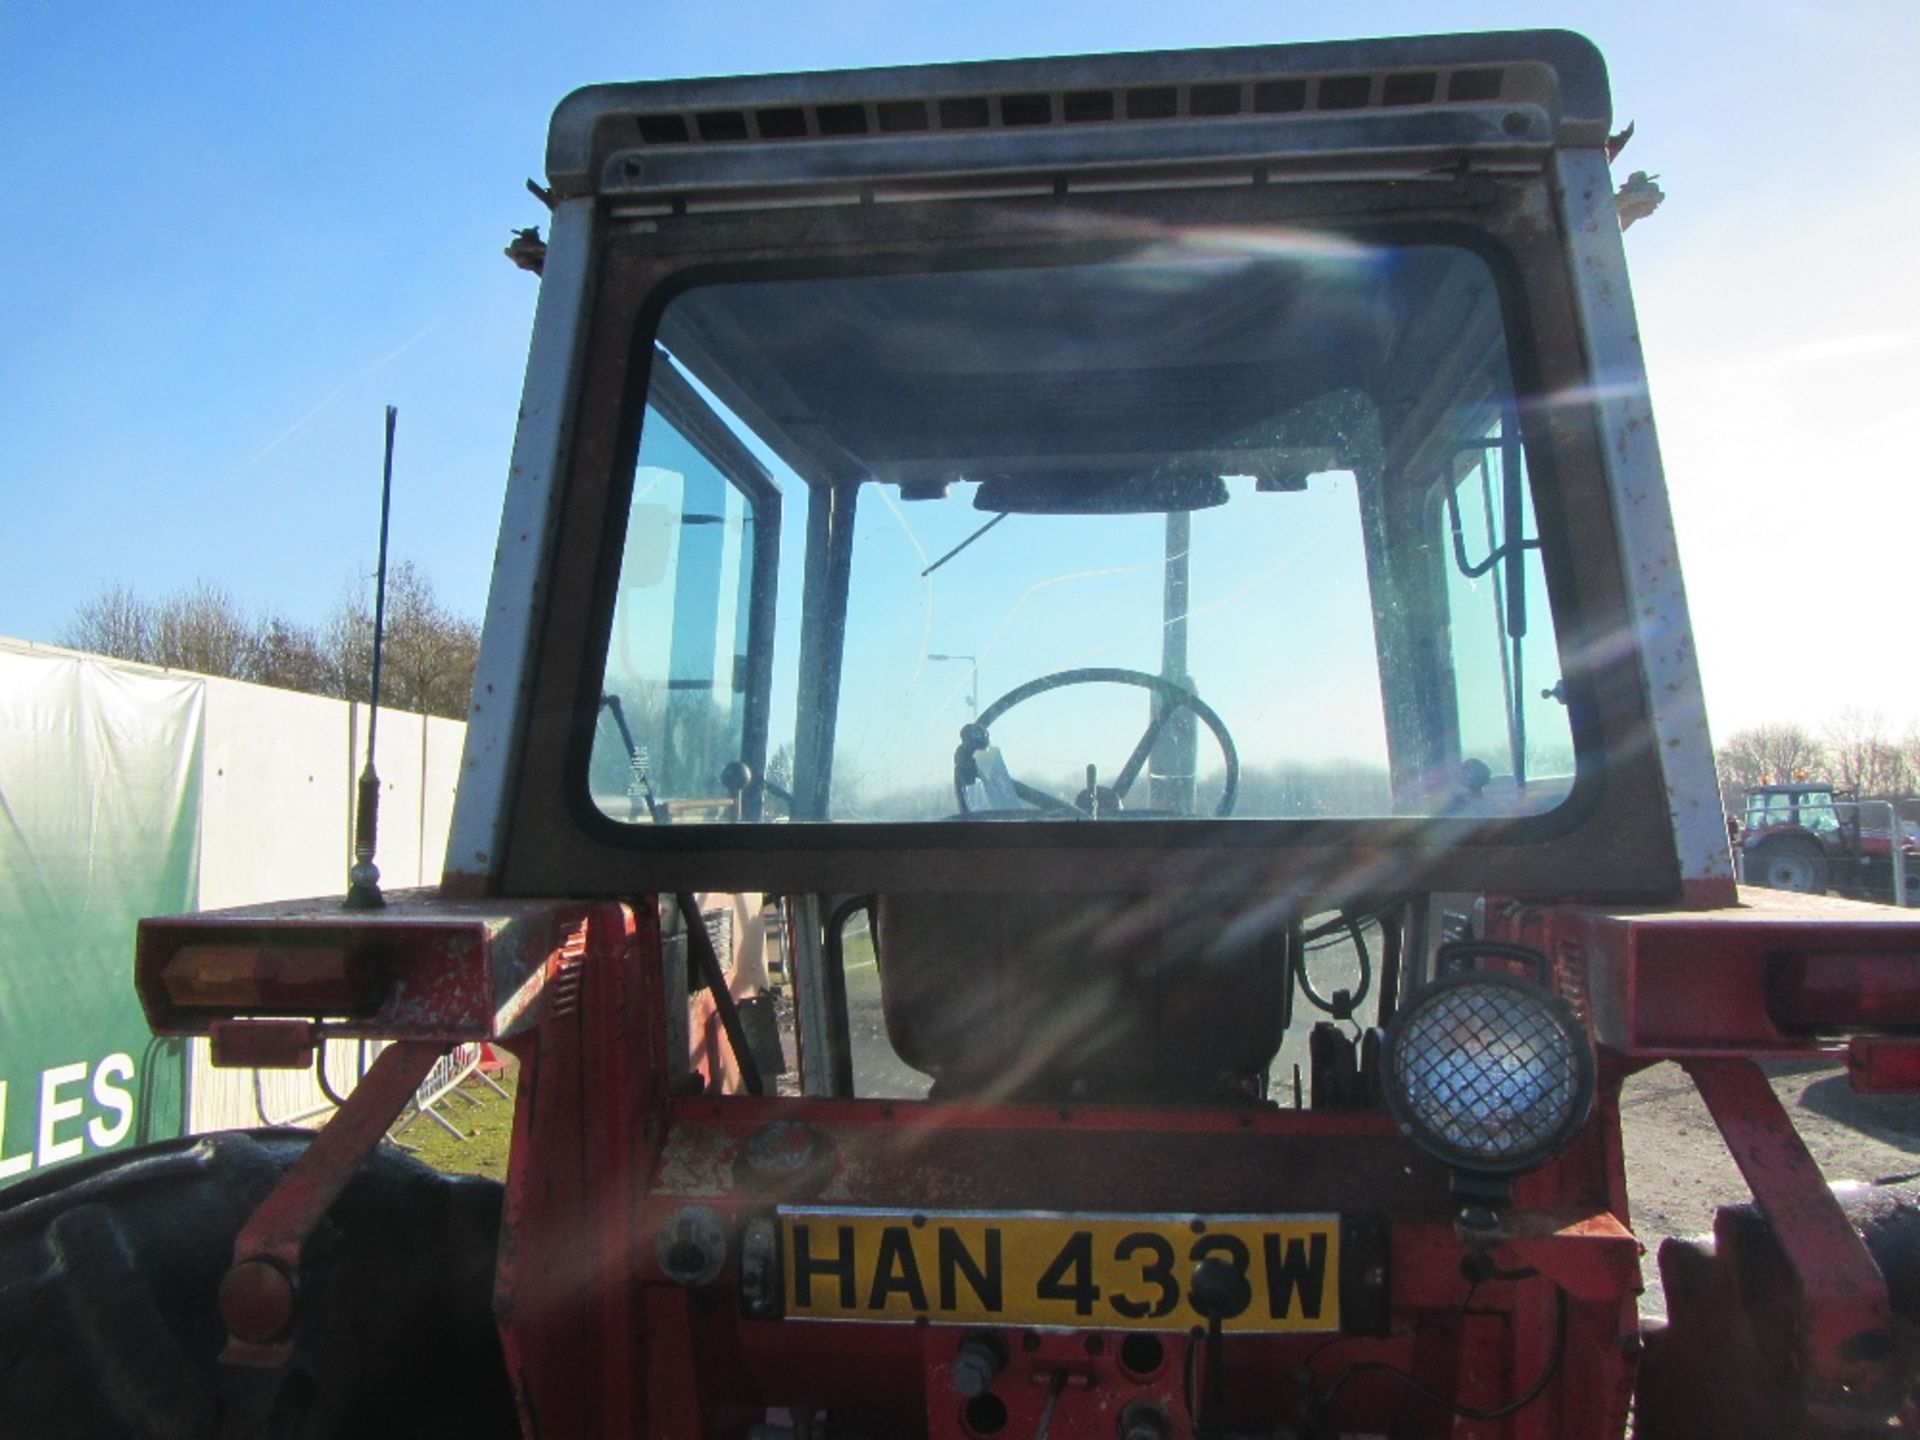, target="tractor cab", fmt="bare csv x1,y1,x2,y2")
1743,782,1845,838
481,31,1708,927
